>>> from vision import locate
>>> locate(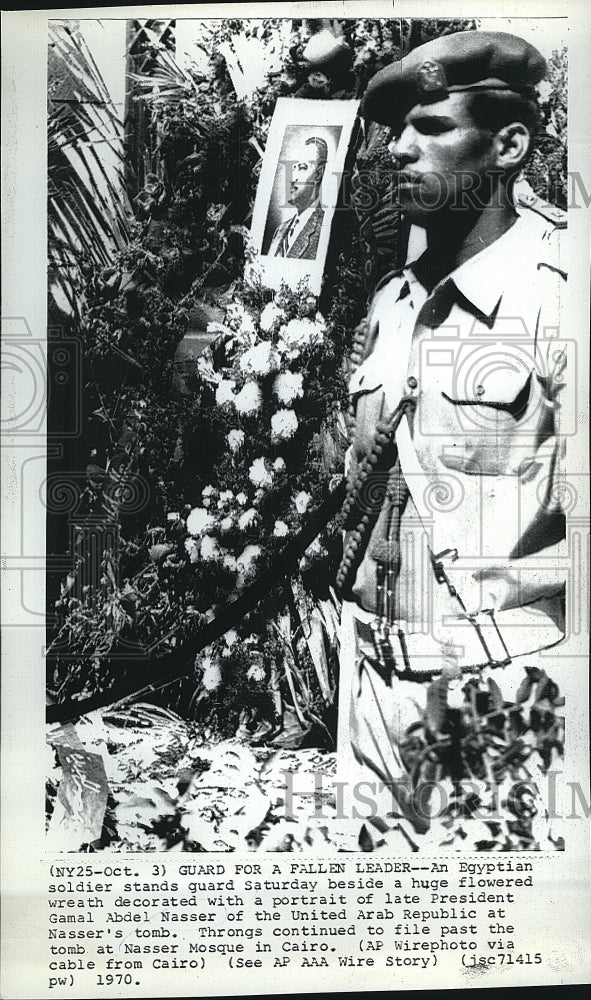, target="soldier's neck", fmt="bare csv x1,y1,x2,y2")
419,199,518,289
